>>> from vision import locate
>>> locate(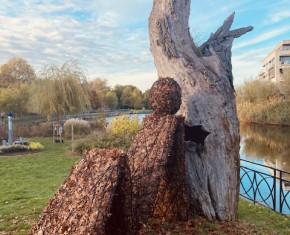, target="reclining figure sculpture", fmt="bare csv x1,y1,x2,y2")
31,78,189,235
